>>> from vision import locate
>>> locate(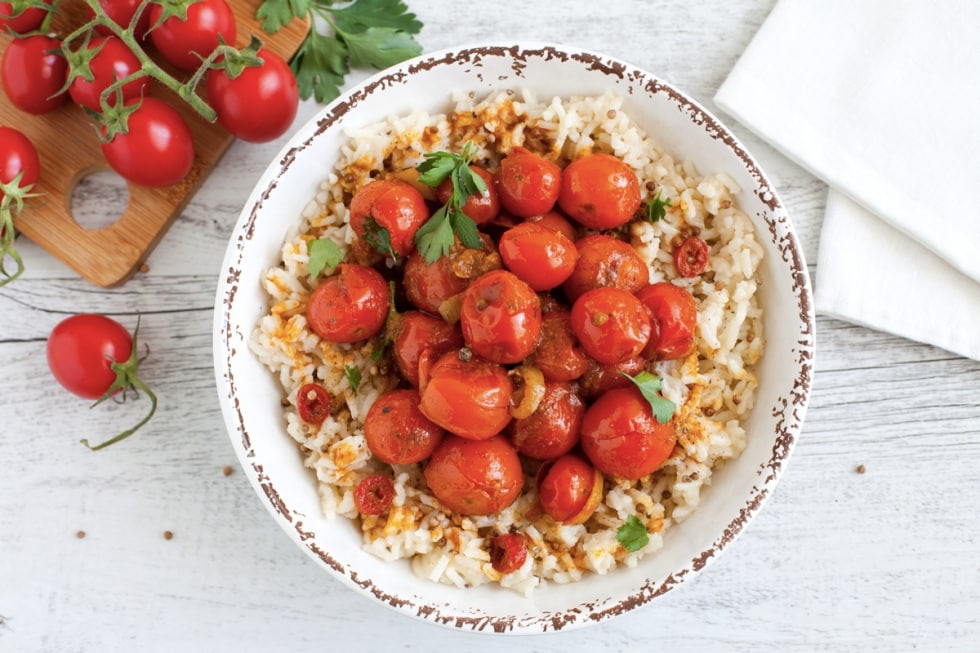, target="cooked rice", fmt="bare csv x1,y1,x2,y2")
250,90,764,595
